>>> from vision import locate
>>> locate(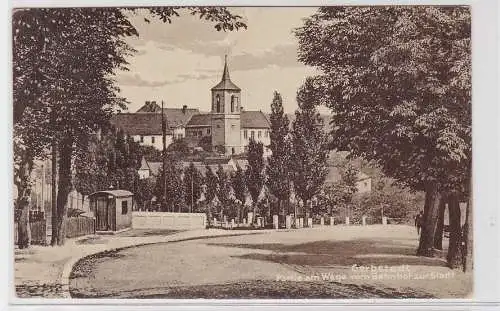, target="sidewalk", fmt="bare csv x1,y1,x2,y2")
14,228,271,298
